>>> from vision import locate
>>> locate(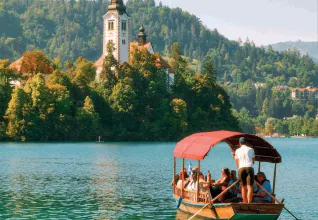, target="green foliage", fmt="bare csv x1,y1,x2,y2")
0,44,241,141
232,108,255,134
75,96,99,141
1,0,316,139
99,41,118,88
168,98,188,139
